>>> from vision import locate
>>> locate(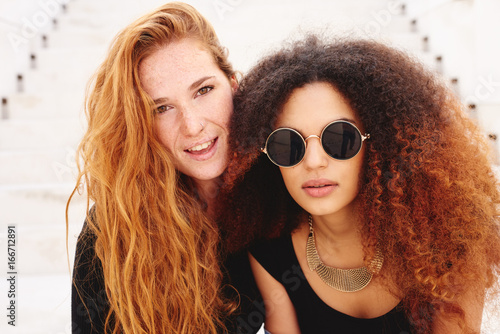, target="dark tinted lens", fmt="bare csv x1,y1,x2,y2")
266,129,305,167
322,122,362,160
